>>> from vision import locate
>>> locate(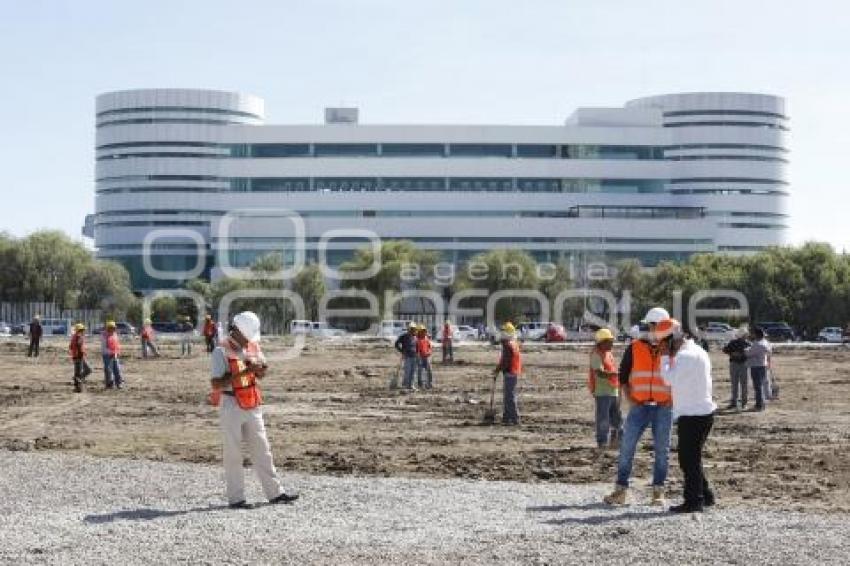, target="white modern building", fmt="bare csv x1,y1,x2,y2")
89,89,789,290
